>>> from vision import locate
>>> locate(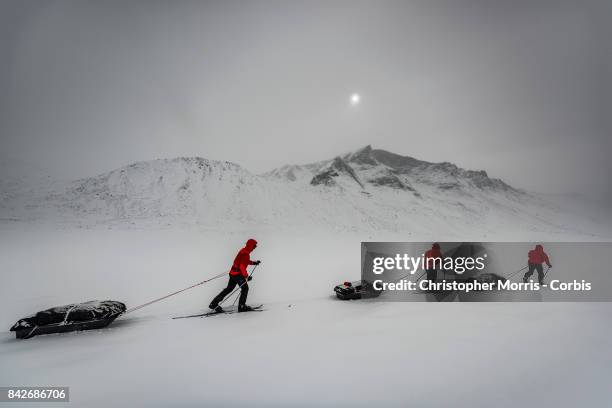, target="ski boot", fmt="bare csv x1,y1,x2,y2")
209,303,223,313
238,304,254,312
